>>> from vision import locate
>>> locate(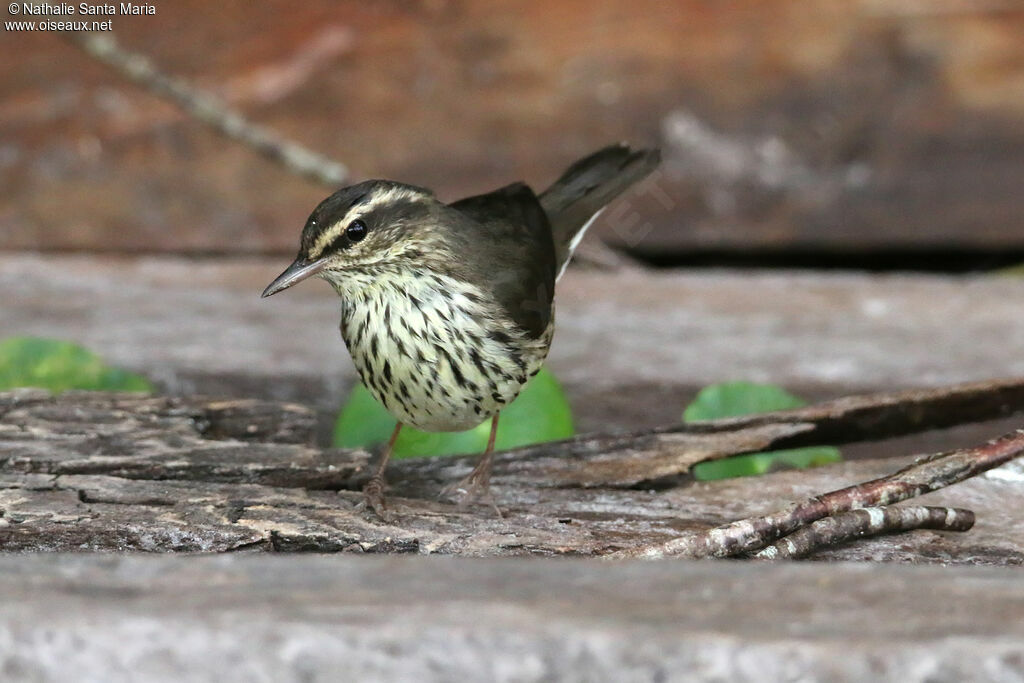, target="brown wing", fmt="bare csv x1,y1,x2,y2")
448,183,557,339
